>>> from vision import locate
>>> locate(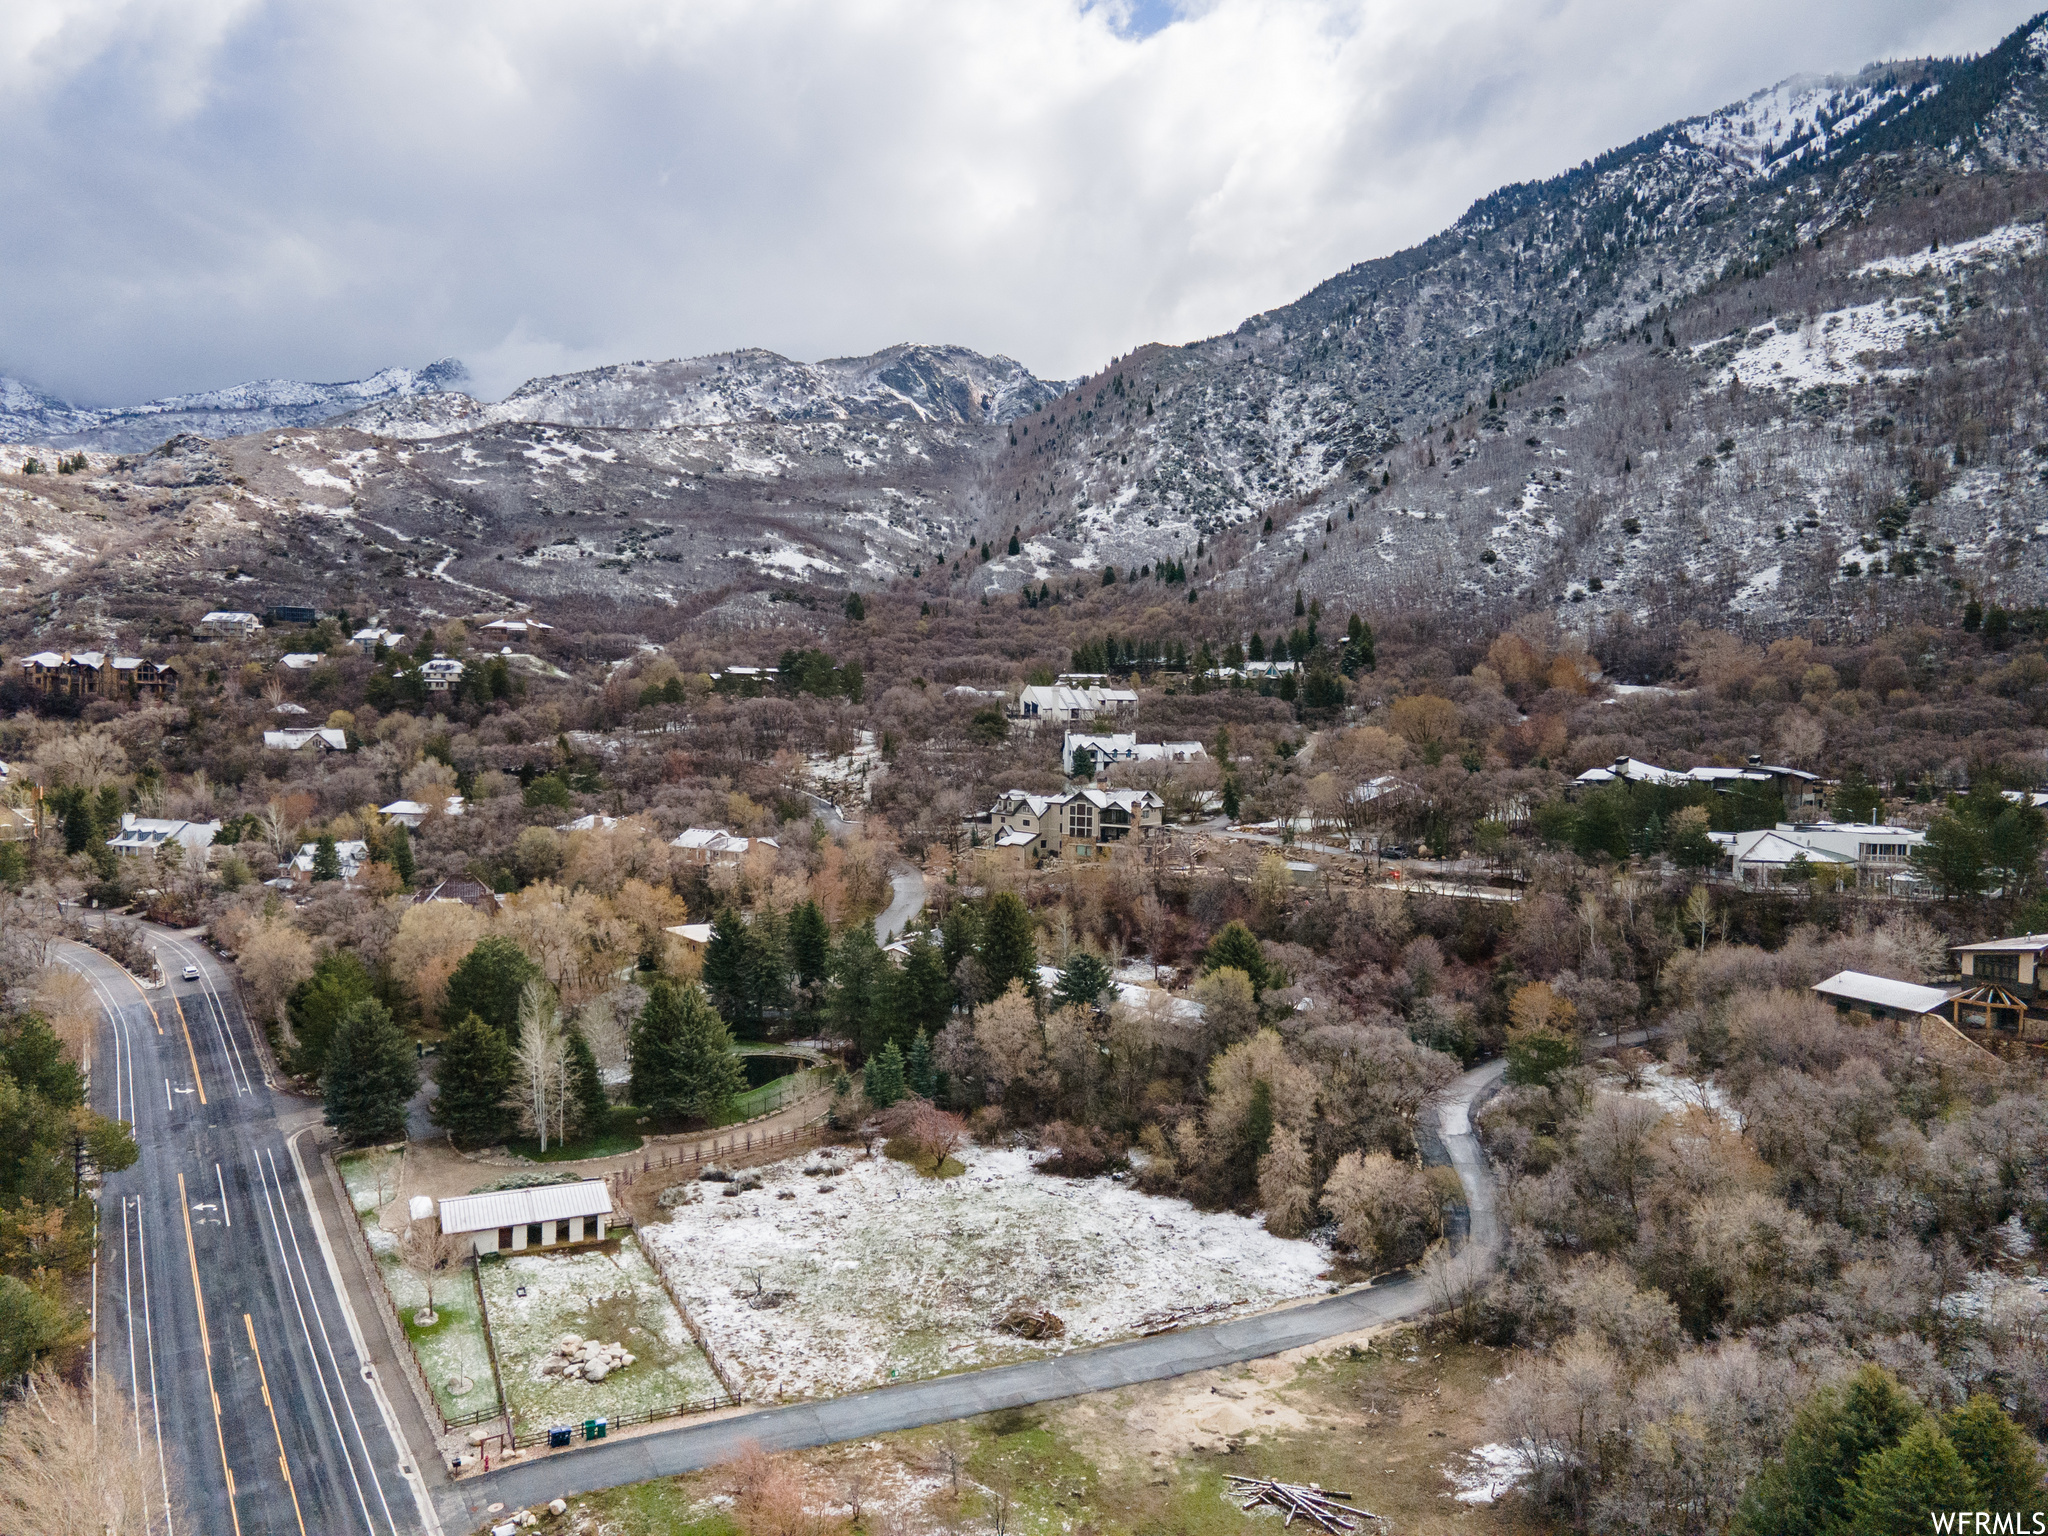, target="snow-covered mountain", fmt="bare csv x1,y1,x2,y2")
340,344,1069,440
0,359,468,453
